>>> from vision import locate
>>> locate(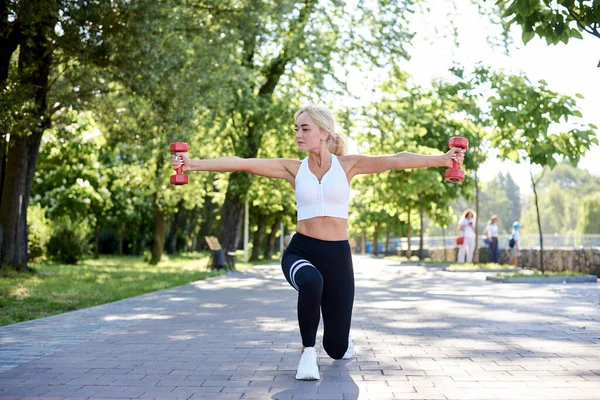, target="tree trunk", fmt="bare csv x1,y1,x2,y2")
474,169,480,263
0,135,5,216
94,224,99,259
0,0,22,85
197,189,218,251
194,234,203,252
250,216,266,261
405,209,412,258
0,135,36,270
166,199,184,254
166,216,177,254
442,226,447,261
385,225,390,256
183,206,201,253
531,168,545,273
0,9,53,270
118,223,124,255
0,3,17,257
419,193,424,261
372,229,379,256
149,193,166,265
264,217,280,259
360,231,366,254
217,175,247,255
